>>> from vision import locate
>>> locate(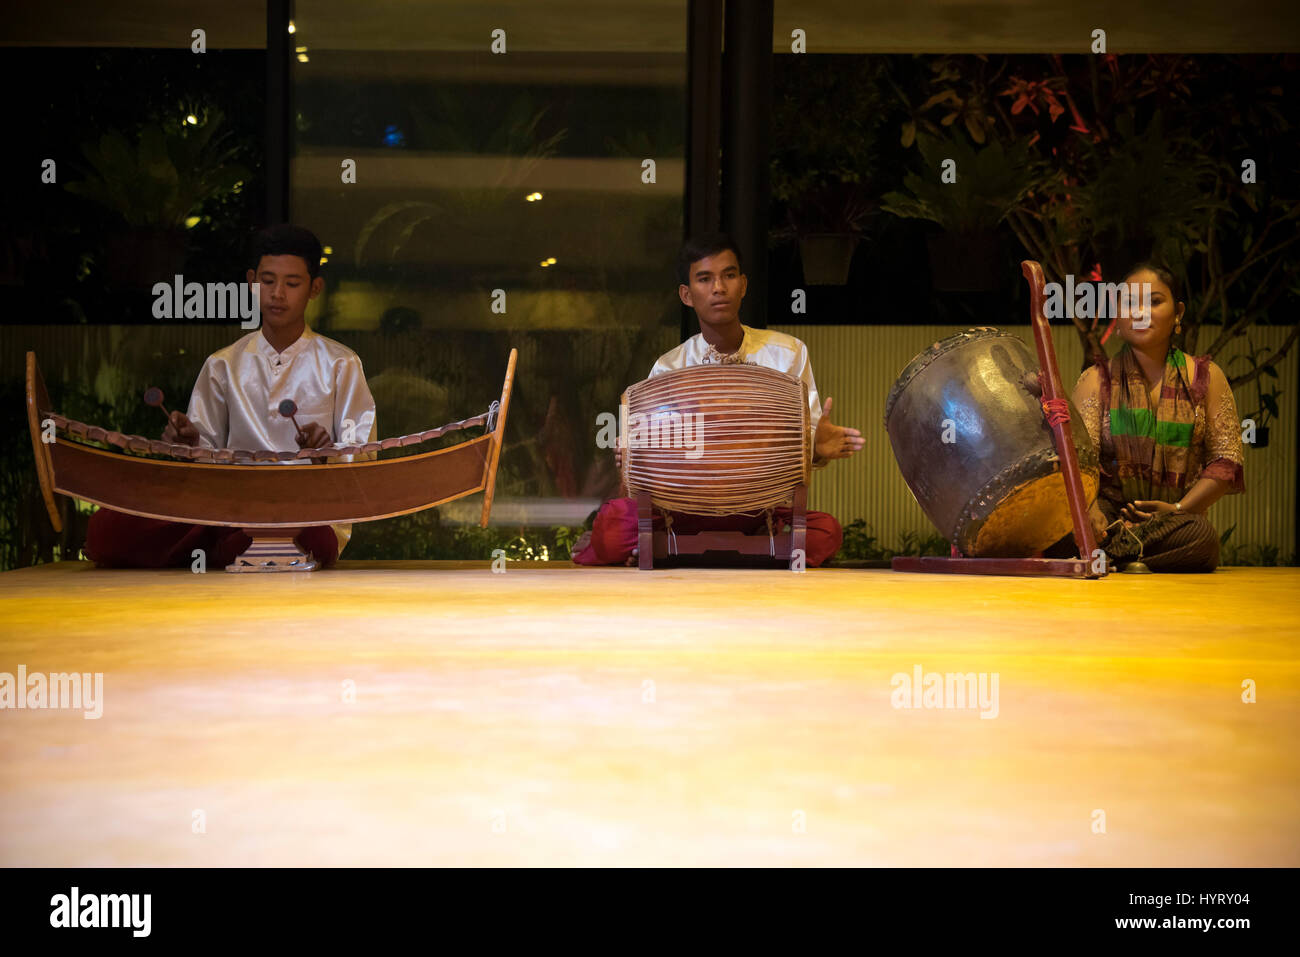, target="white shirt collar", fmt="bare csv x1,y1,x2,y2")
255,324,316,362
